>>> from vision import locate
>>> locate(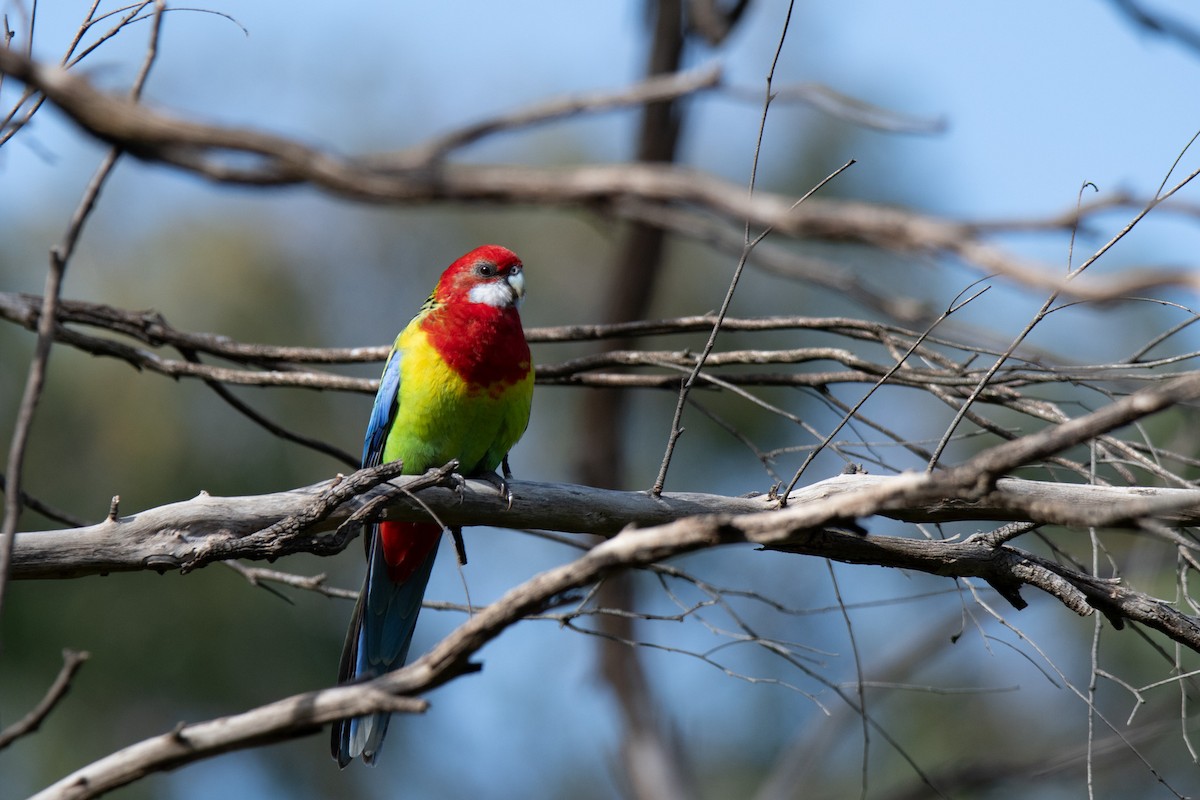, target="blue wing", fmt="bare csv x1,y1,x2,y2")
362,346,402,468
